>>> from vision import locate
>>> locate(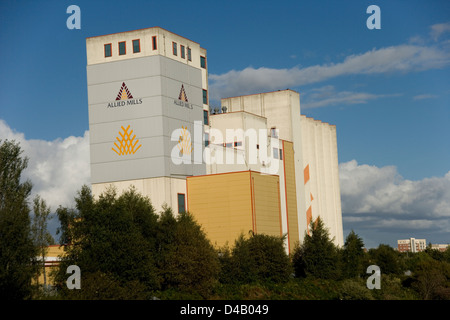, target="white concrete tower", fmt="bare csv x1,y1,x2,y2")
220,90,343,246
86,27,208,213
